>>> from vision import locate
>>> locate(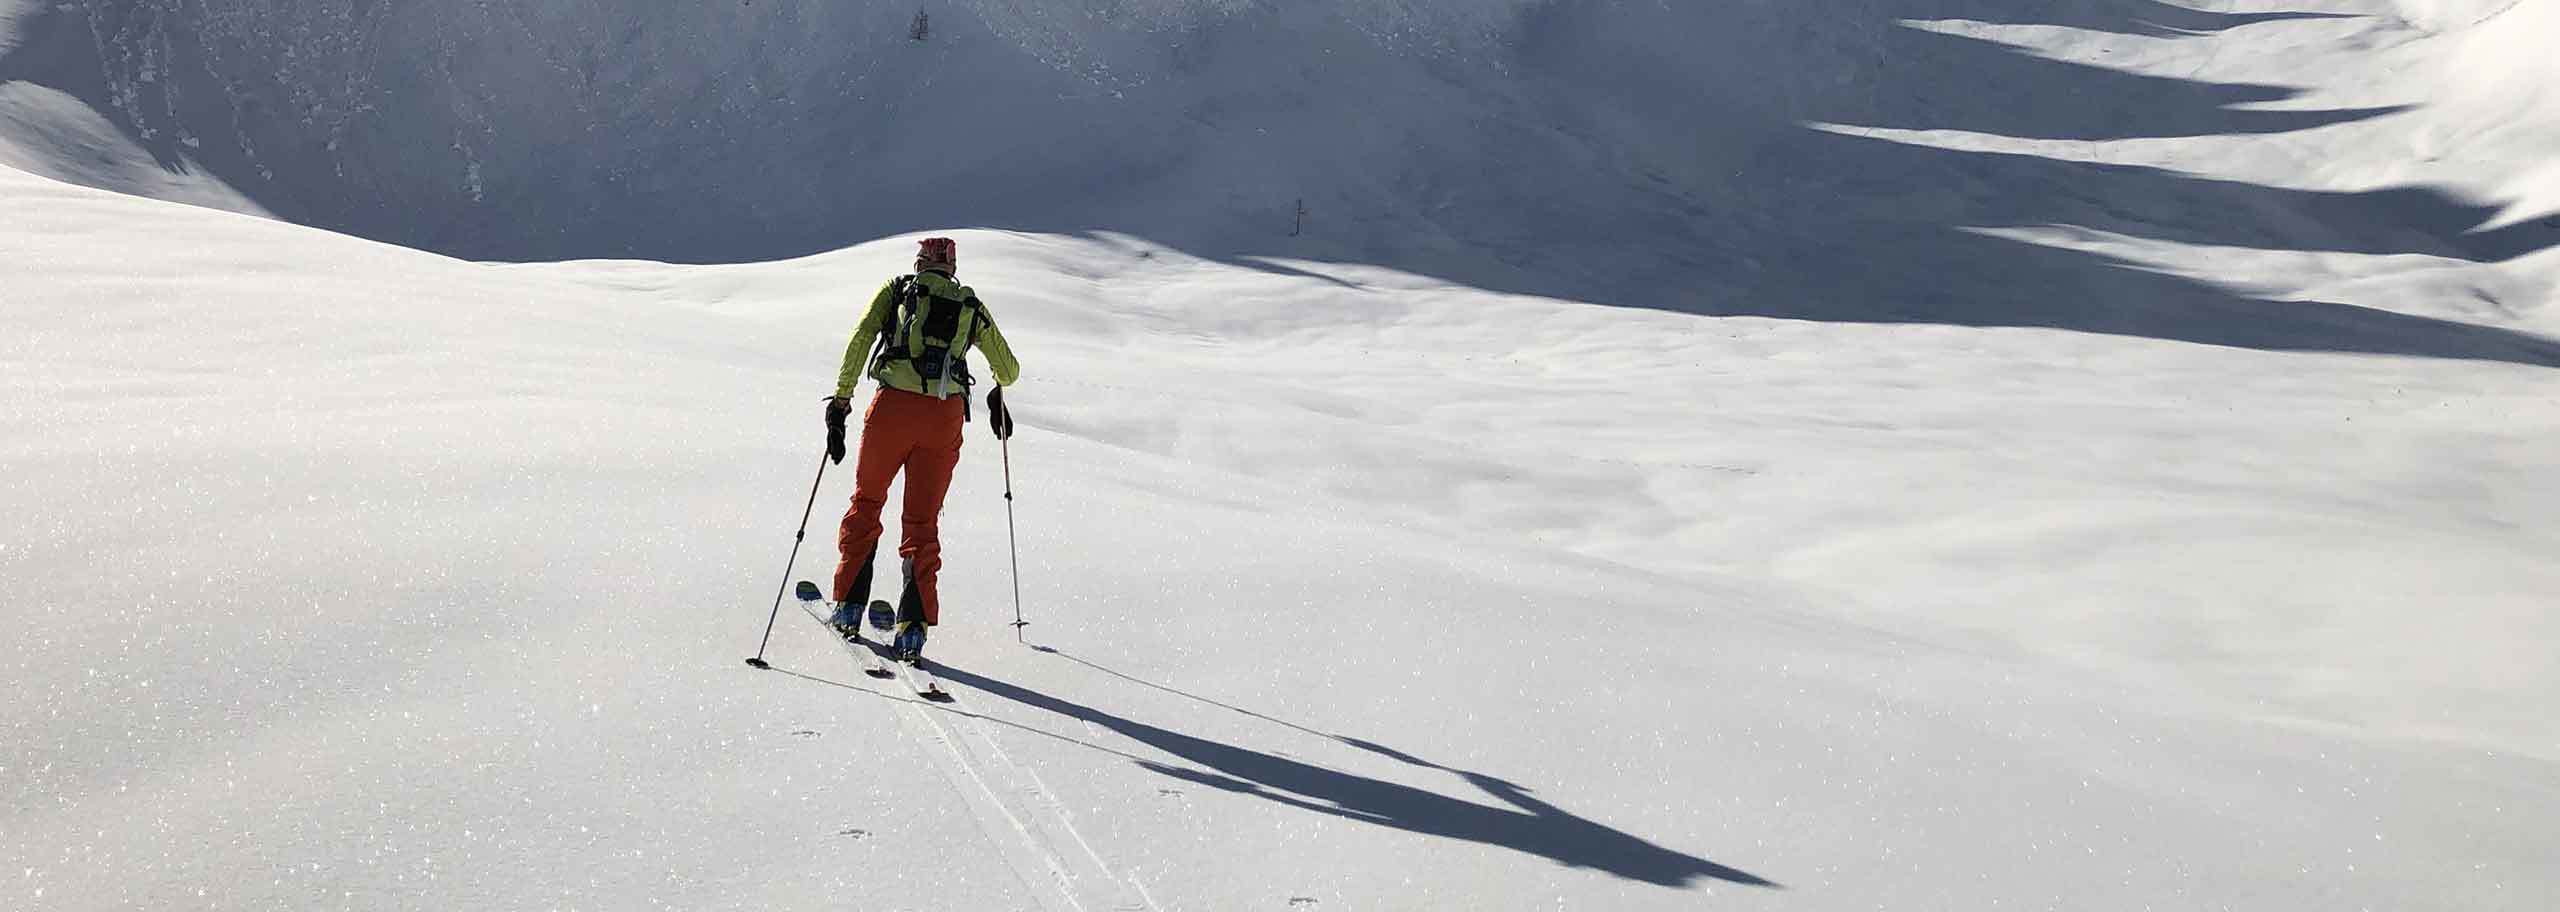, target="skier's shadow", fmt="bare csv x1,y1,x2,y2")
926,656,1779,889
